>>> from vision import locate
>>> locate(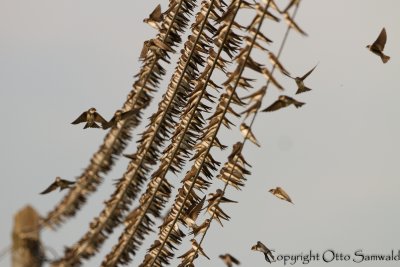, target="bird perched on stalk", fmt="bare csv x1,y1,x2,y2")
40,177,75,194
71,107,108,129
366,27,390,63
